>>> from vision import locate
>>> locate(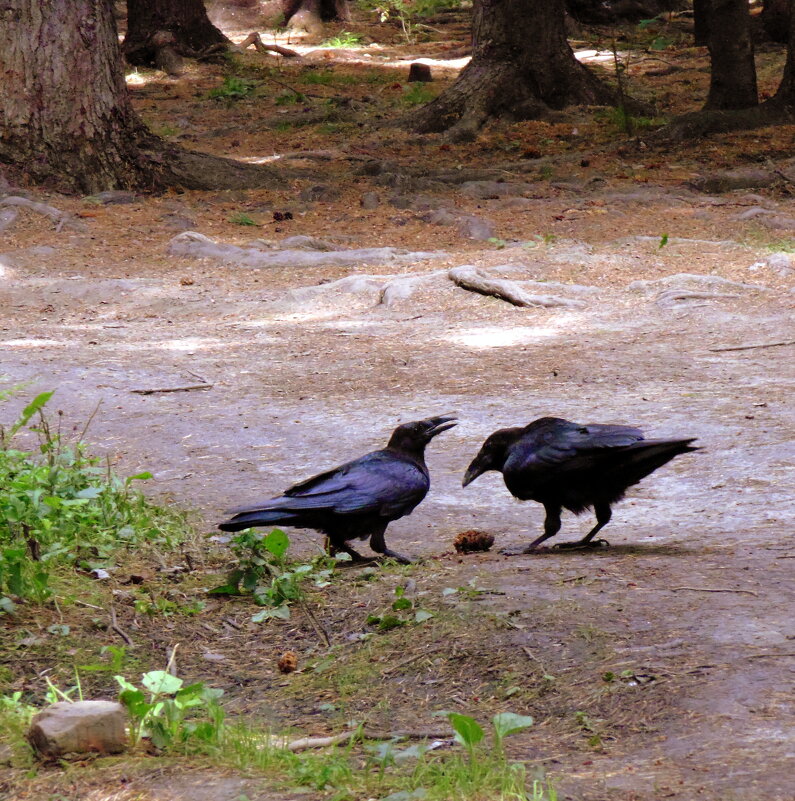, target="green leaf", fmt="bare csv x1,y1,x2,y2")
264,529,289,559
142,670,183,696
492,711,534,740
447,712,484,749
392,597,412,611
251,604,290,623
125,471,153,485
9,391,54,437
